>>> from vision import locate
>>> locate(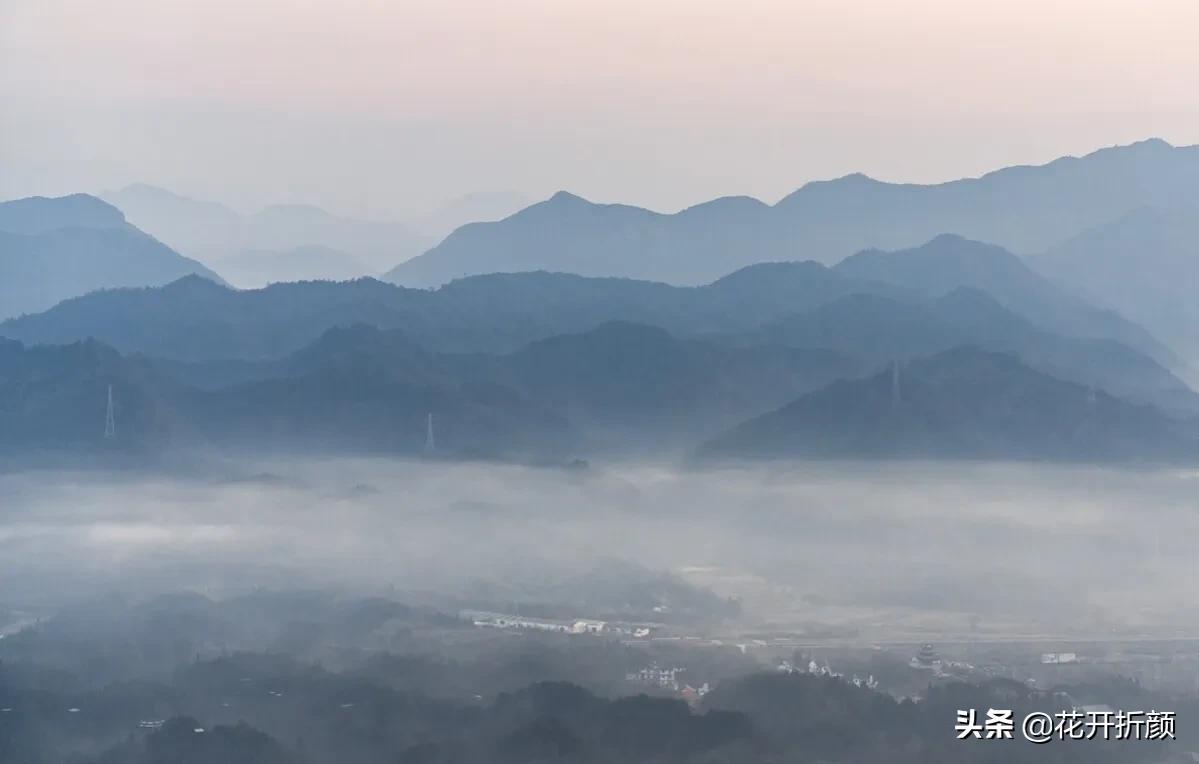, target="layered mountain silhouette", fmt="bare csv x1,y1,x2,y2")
0,267,869,361
0,194,225,320
700,348,1198,462
1032,206,1199,364
831,234,1174,366
386,139,1199,287
0,192,129,234
493,322,860,447
729,289,1197,415
0,323,858,456
412,190,531,241
0,332,566,456
4,330,1195,464
100,184,425,284
211,245,371,288
2,235,1163,369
